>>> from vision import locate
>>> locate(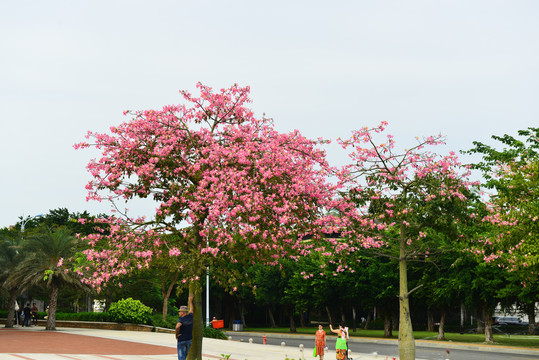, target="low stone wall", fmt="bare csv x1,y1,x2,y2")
0,318,174,333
